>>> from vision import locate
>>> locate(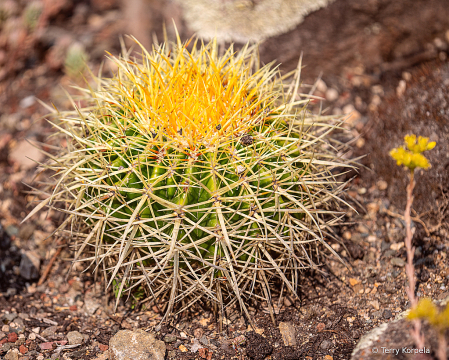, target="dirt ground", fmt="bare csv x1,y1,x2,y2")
0,1,448,360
